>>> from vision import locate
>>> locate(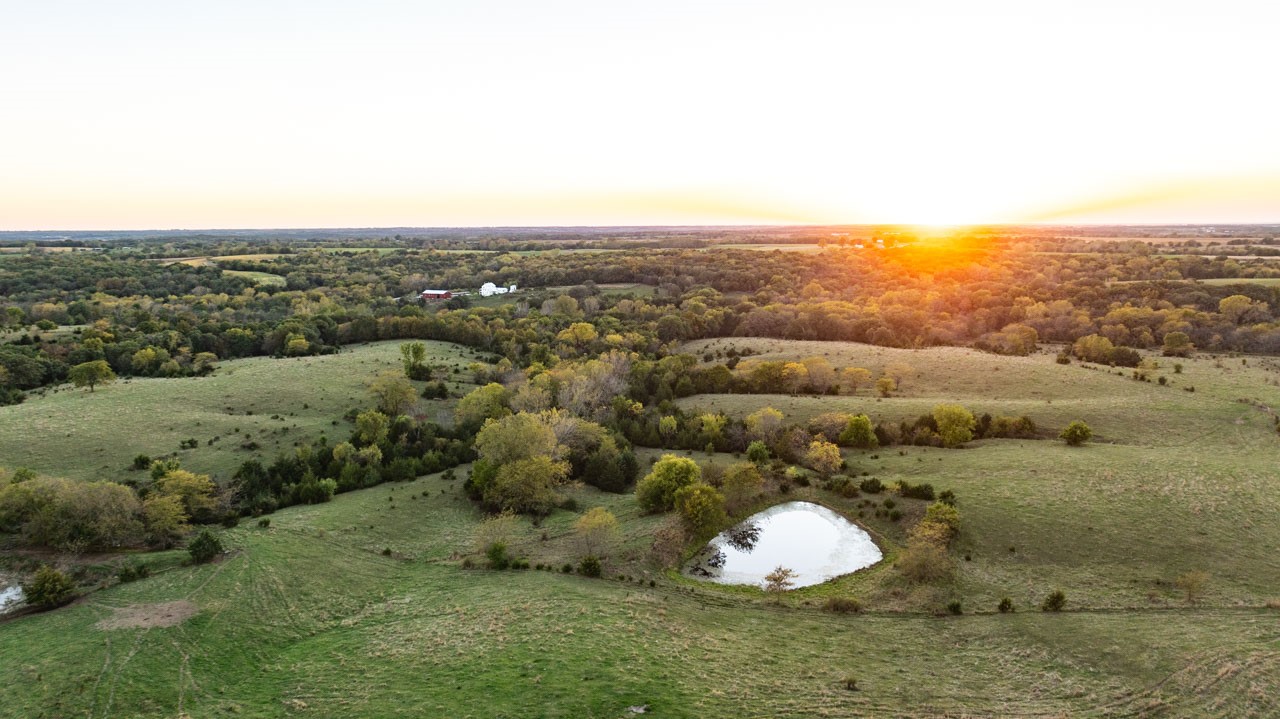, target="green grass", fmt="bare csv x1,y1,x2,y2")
2,469,1277,717
0,340,485,483
4,337,1280,716
222,269,287,286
